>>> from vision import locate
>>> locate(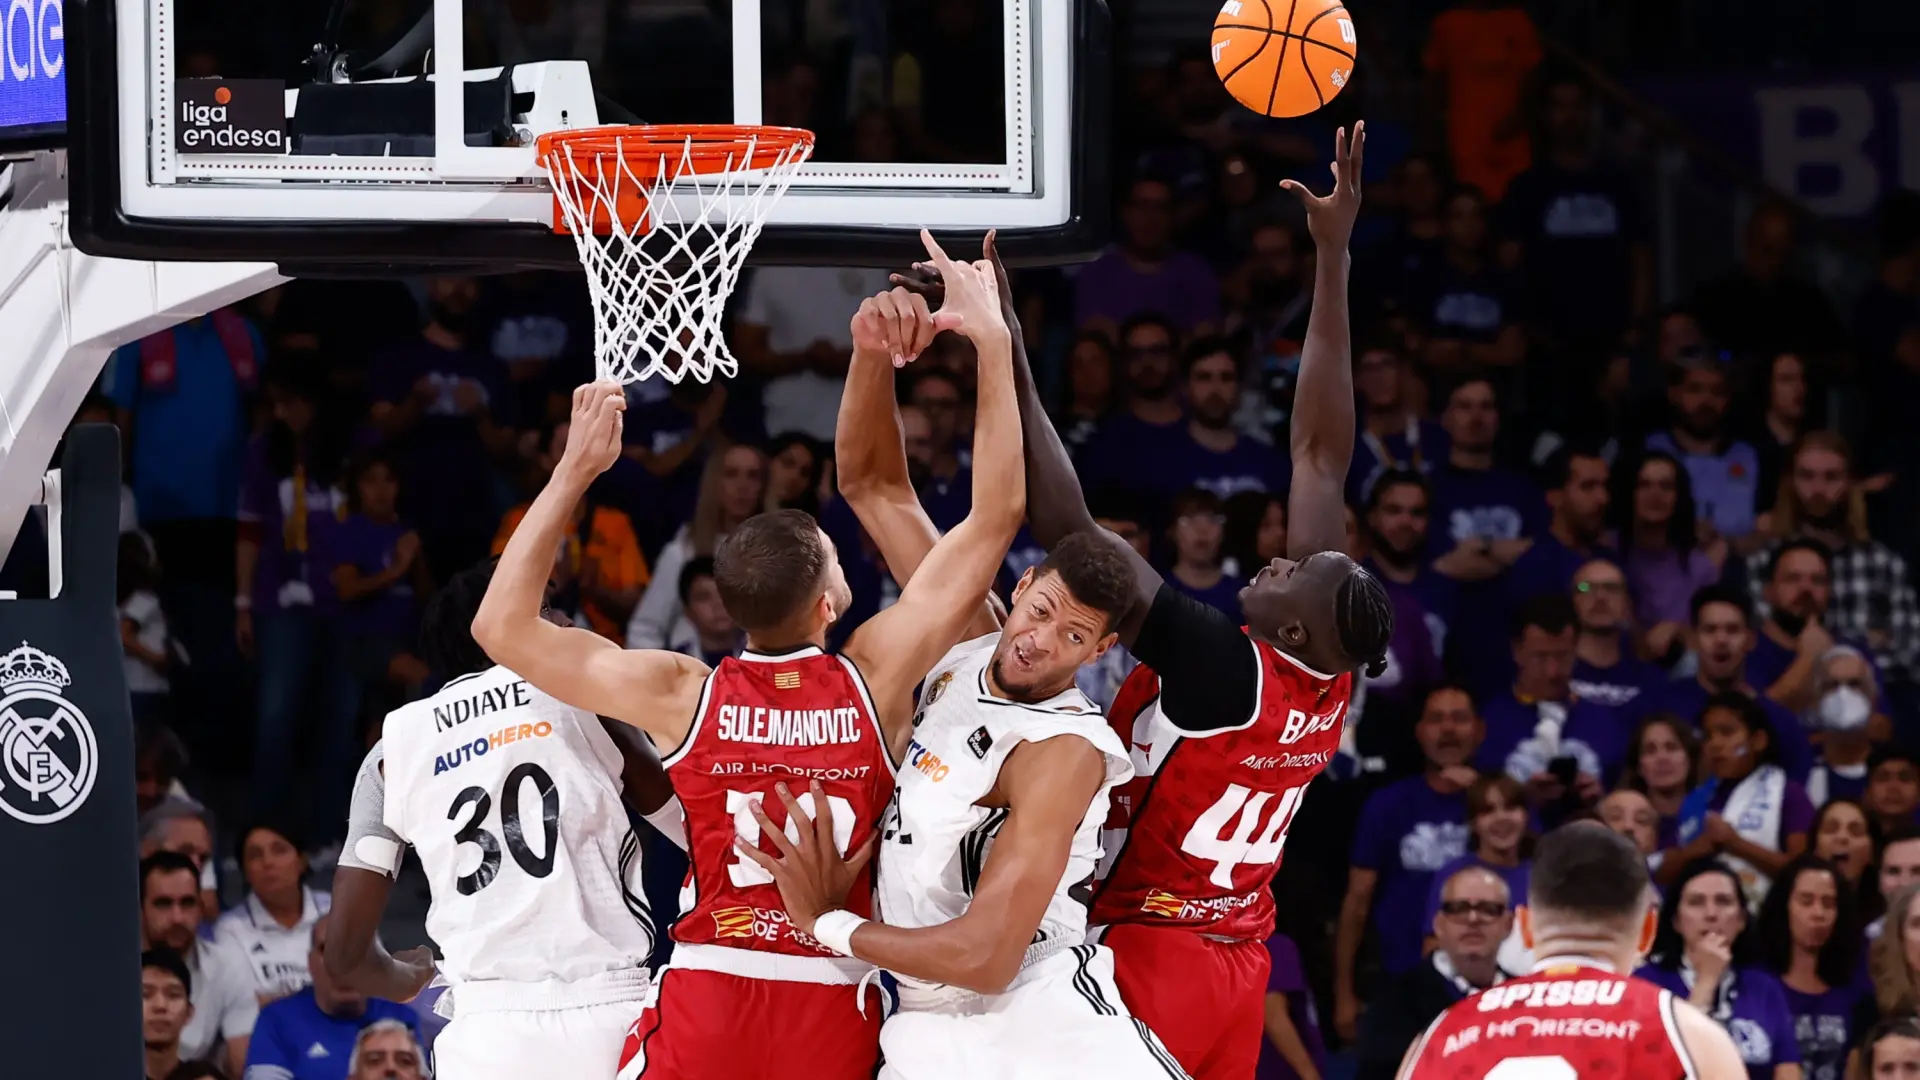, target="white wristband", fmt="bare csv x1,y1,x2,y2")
811,910,867,958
